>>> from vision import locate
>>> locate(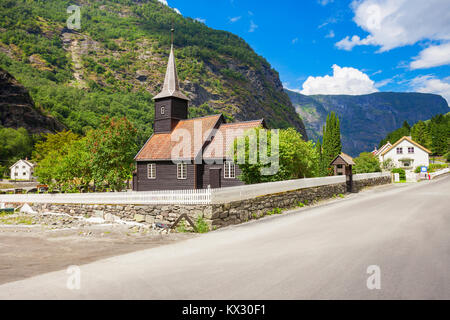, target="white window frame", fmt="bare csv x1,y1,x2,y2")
147,163,156,179
177,163,187,180
408,147,414,154
224,161,236,179
160,106,165,115
396,147,403,154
